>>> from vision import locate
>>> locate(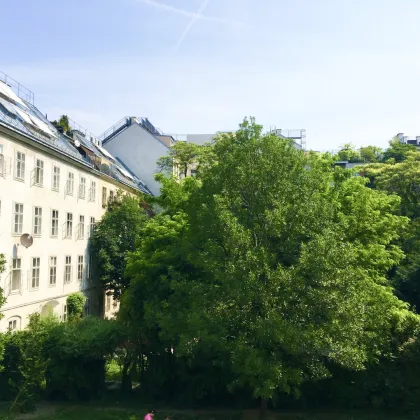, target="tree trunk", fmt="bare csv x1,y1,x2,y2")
259,397,268,420
121,361,132,392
